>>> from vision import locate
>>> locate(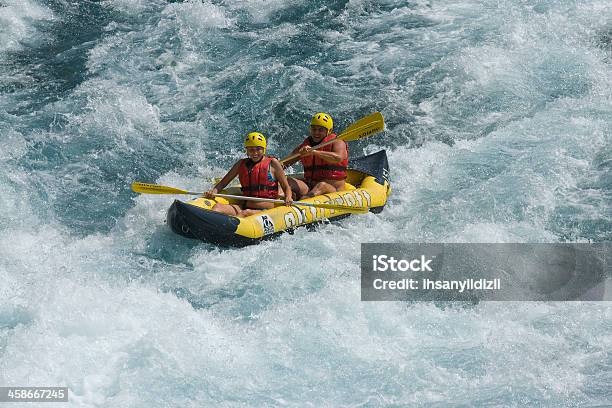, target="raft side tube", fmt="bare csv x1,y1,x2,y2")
167,200,257,246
